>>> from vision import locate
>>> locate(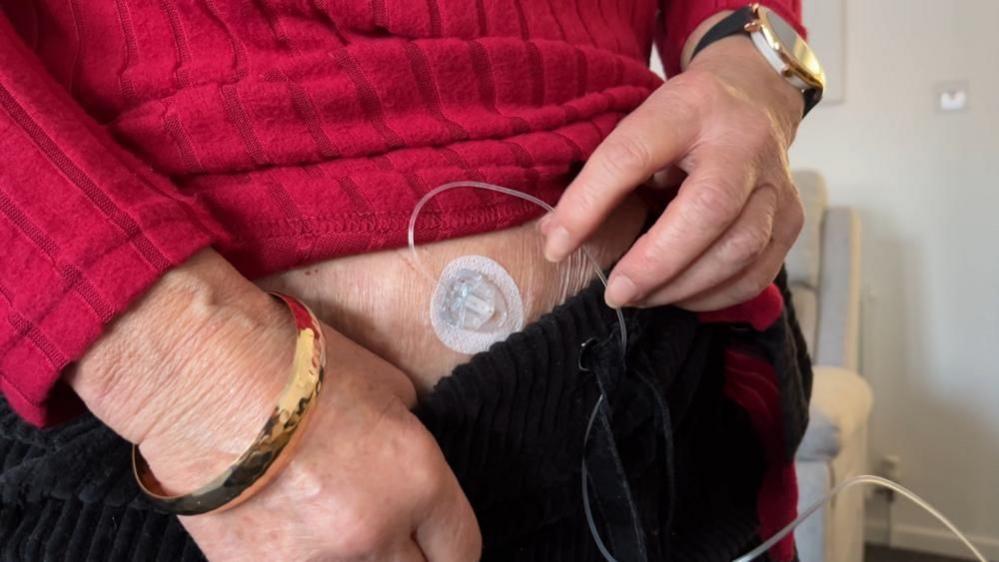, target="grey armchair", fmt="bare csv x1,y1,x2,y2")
789,171,873,562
